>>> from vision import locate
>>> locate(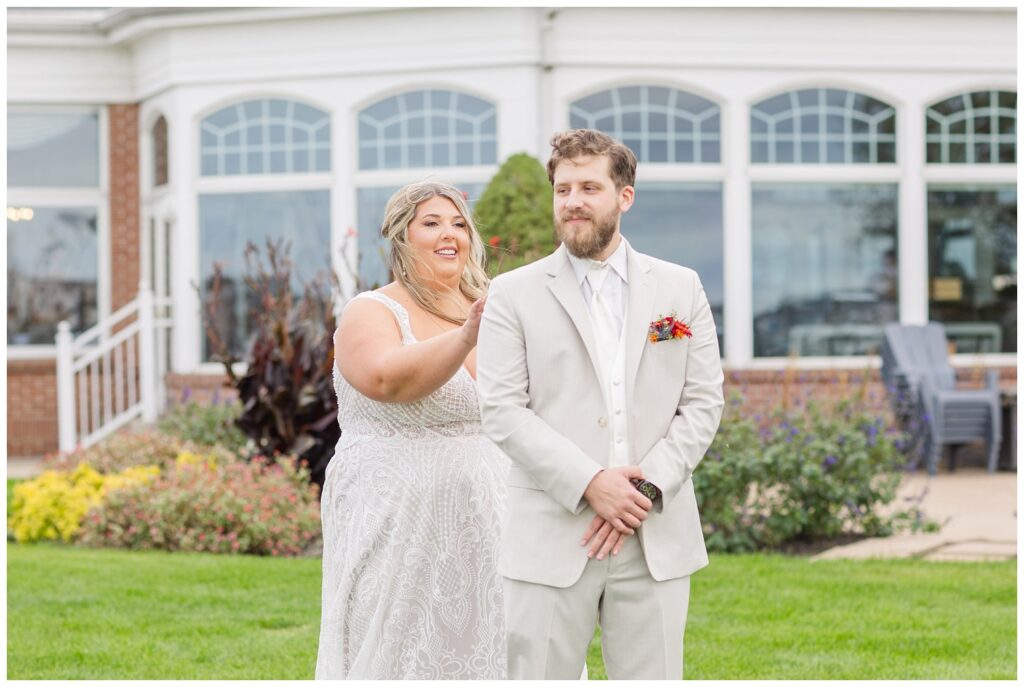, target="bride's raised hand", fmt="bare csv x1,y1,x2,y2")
459,297,487,348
